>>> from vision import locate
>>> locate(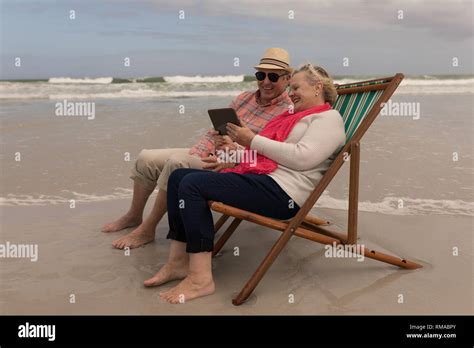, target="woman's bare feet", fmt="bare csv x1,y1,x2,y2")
112,222,155,249
159,275,215,304
144,261,189,287
101,213,142,233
